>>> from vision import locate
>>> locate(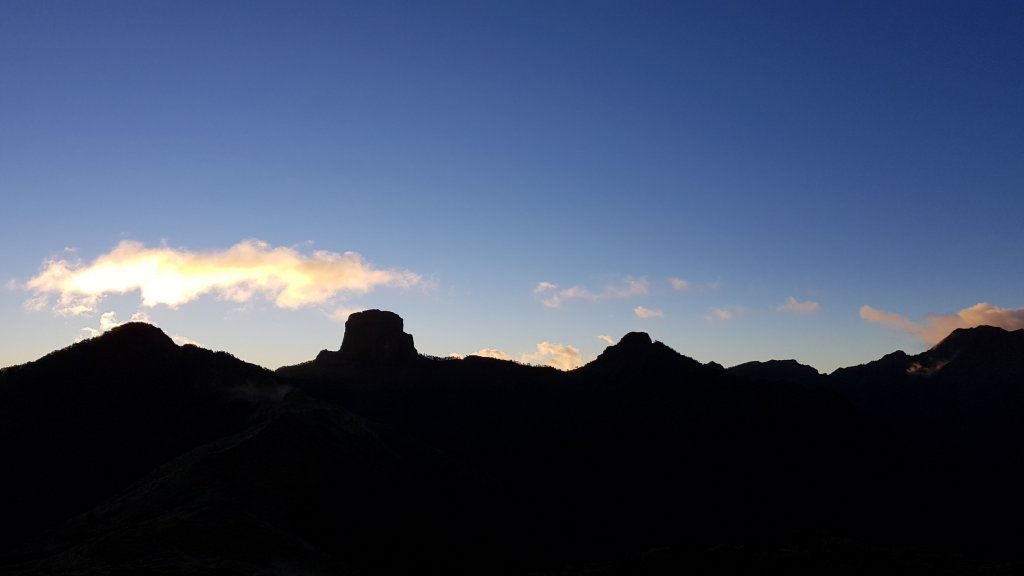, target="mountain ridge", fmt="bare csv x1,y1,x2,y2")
3,311,1024,574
